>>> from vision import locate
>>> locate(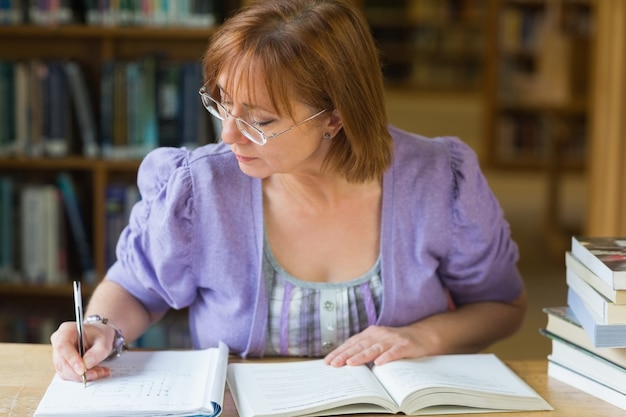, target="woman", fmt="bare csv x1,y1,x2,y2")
51,0,527,383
